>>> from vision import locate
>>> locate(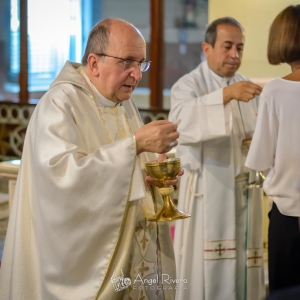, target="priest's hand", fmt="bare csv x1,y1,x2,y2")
223,81,262,104
135,120,179,155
